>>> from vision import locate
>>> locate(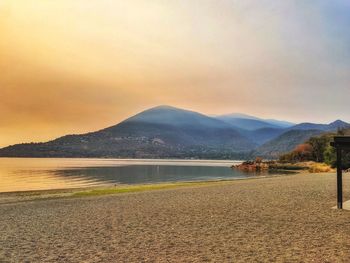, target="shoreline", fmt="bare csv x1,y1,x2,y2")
1,172,350,262
0,172,326,204
0,156,245,162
